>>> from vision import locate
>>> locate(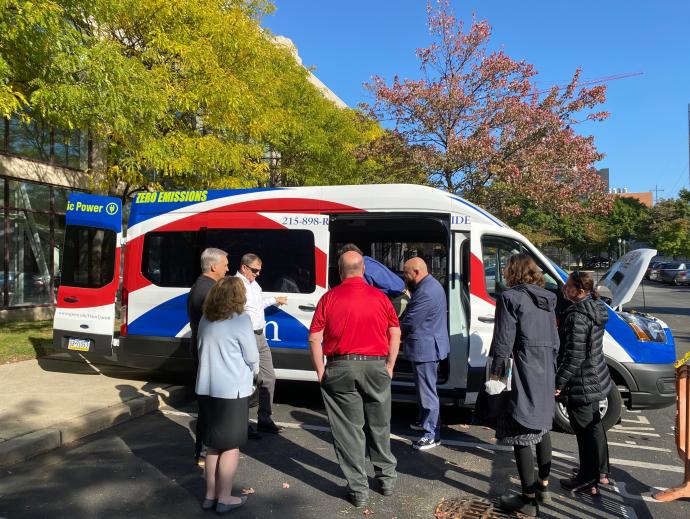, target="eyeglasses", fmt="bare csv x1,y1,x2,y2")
246,266,261,275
